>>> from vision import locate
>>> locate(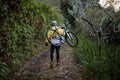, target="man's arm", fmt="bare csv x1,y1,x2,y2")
45,30,53,46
